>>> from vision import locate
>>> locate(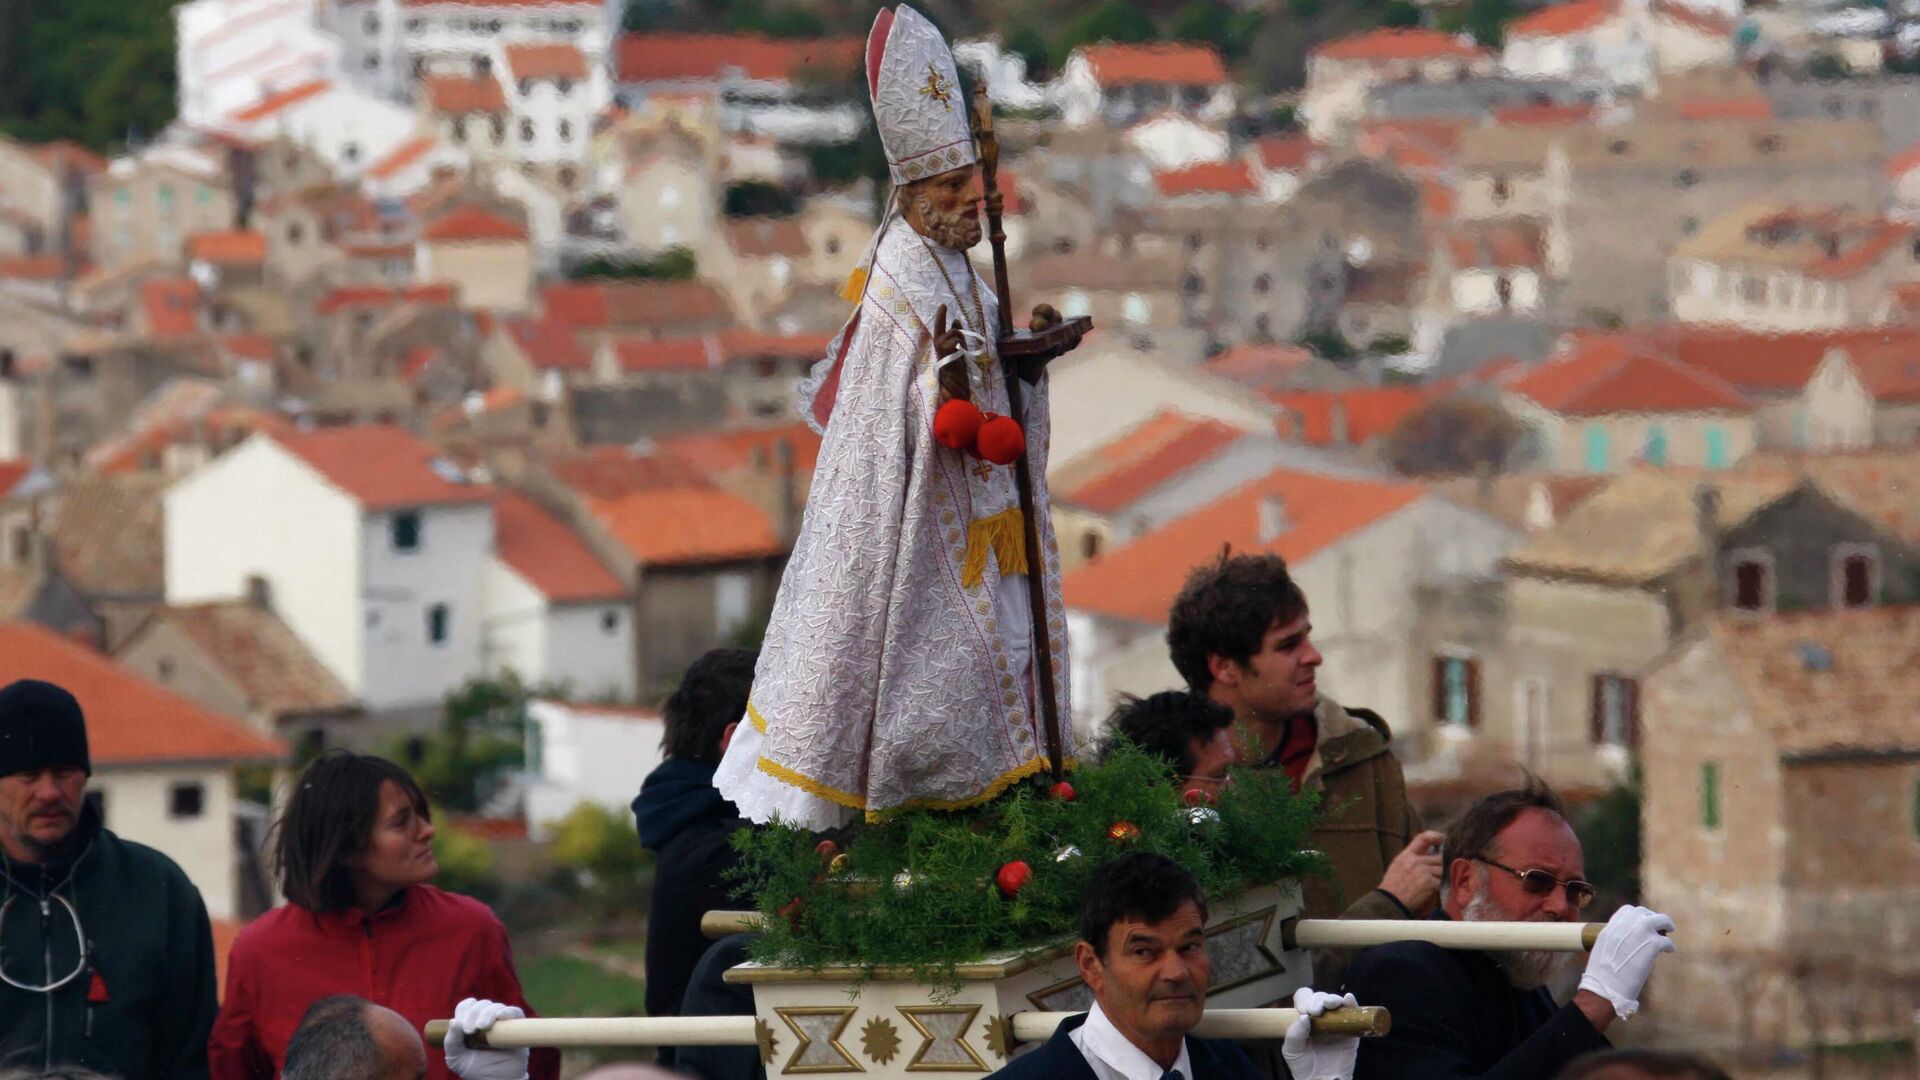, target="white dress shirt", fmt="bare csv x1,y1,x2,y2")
1068,1002,1194,1080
